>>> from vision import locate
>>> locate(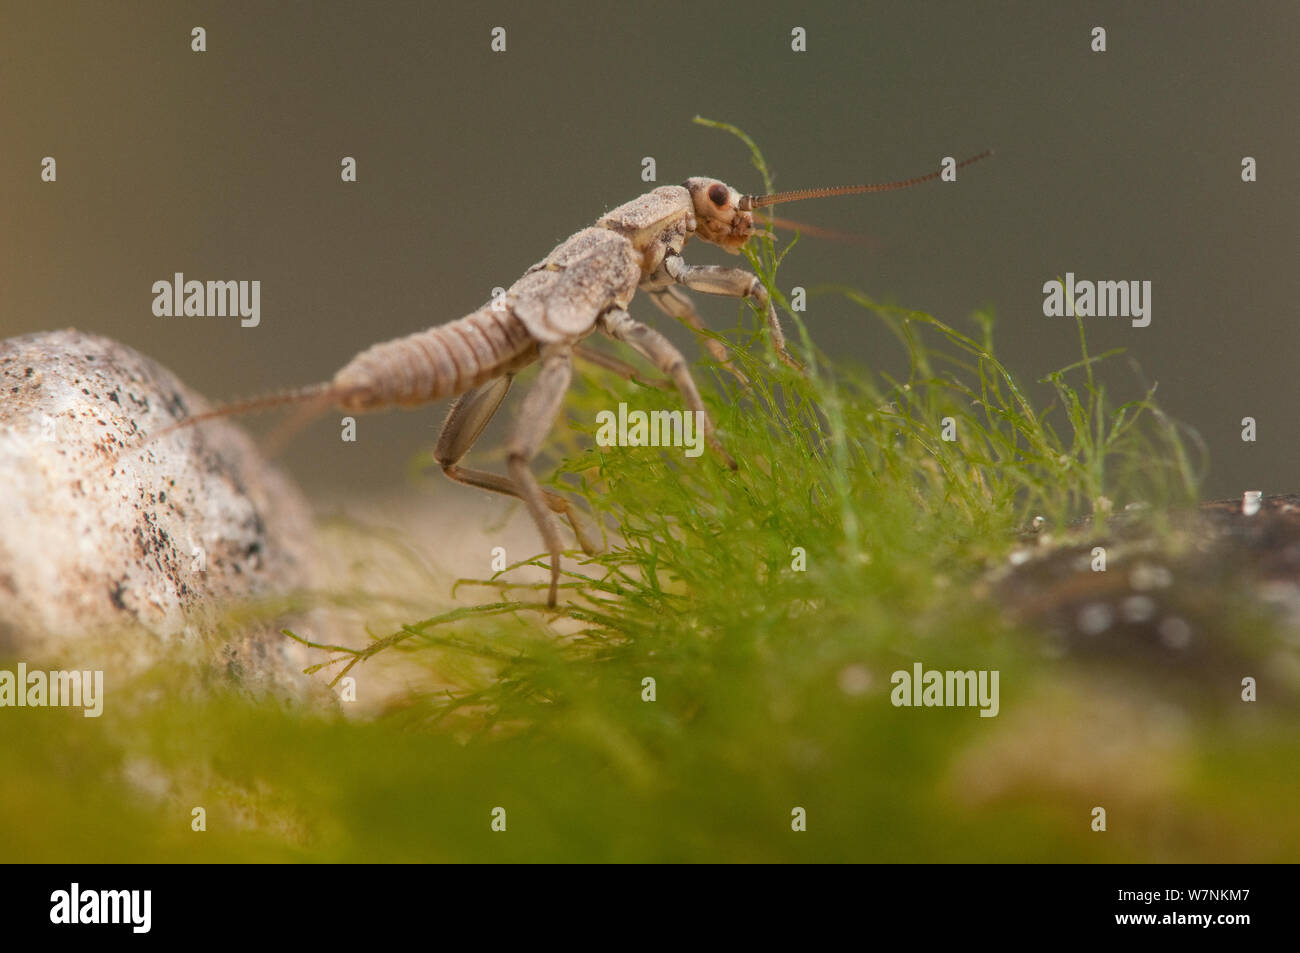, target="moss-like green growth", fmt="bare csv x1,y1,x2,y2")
3,123,1296,863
